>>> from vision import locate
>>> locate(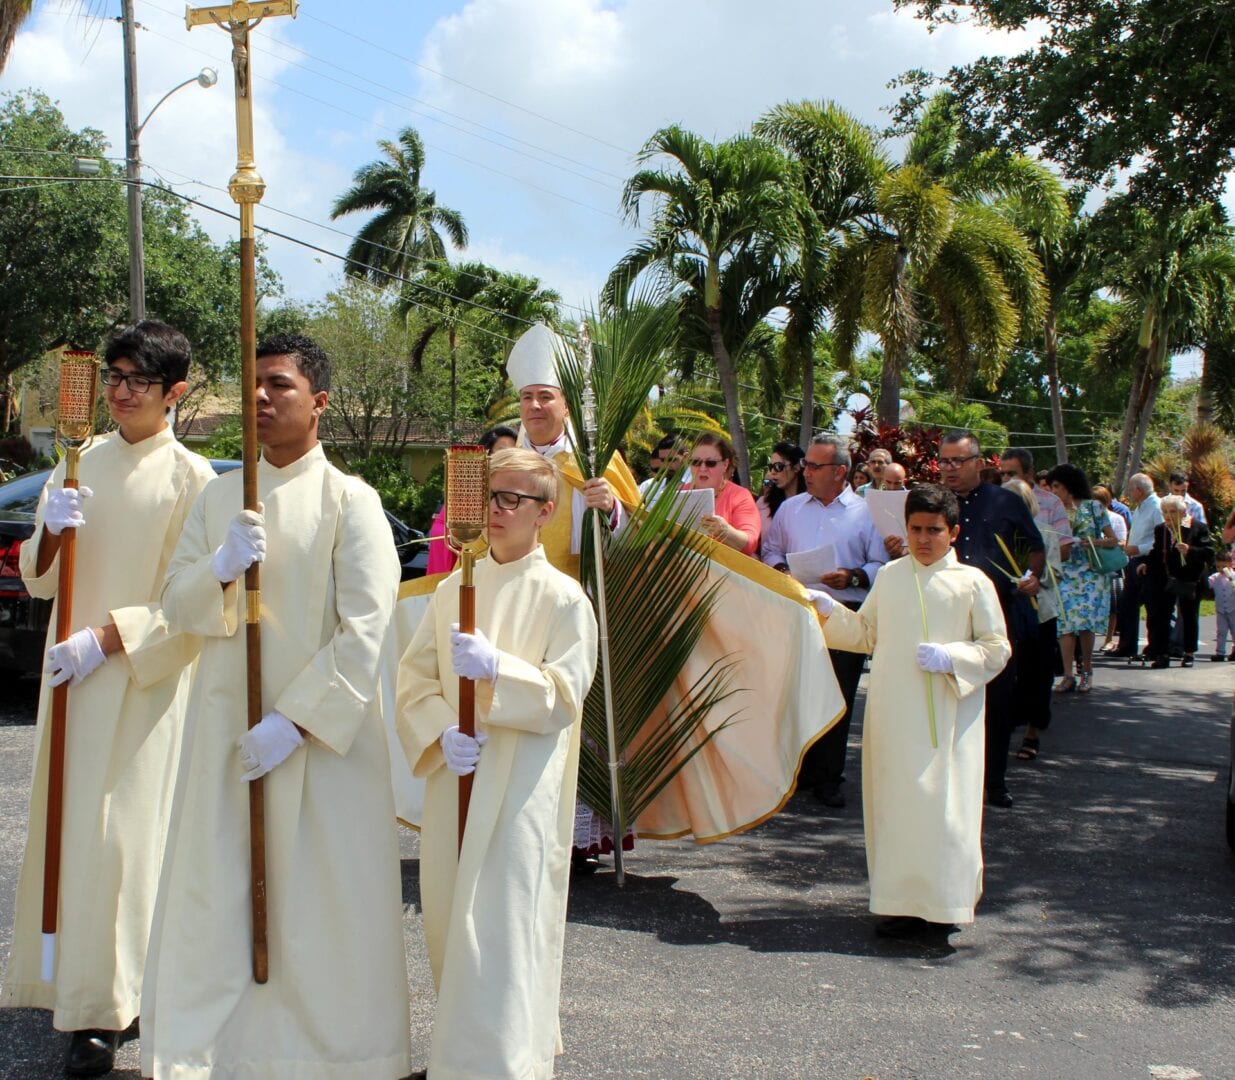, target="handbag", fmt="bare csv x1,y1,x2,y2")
1085,502,1129,573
